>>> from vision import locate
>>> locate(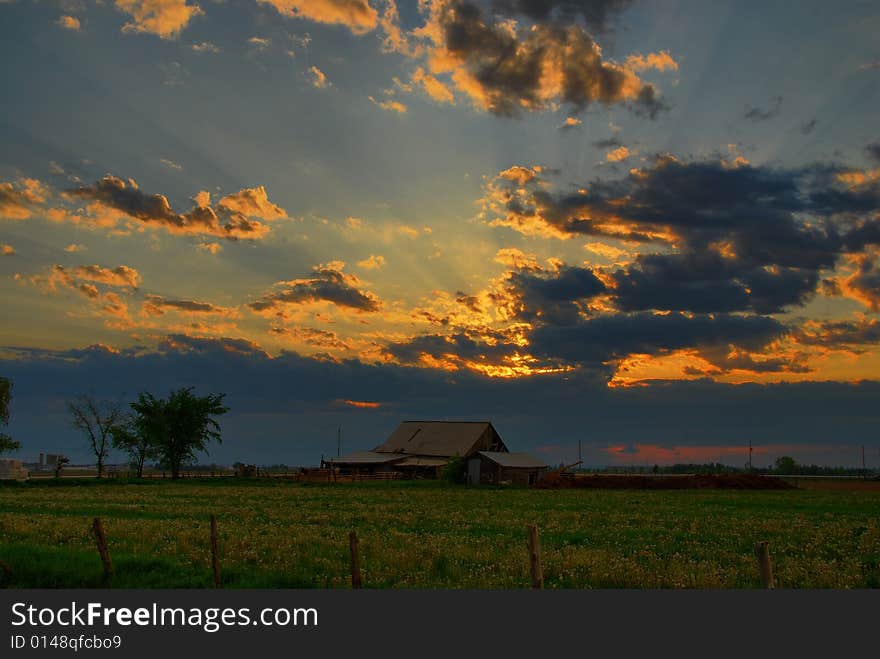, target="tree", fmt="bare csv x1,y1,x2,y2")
442,453,467,484
68,394,123,478
0,377,21,455
773,455,798,475
110,414,159,478
131,388,228,480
